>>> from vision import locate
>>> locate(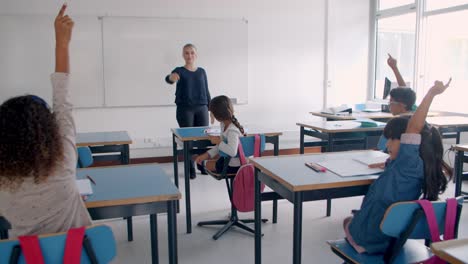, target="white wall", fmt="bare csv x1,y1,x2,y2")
1,0,370,158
